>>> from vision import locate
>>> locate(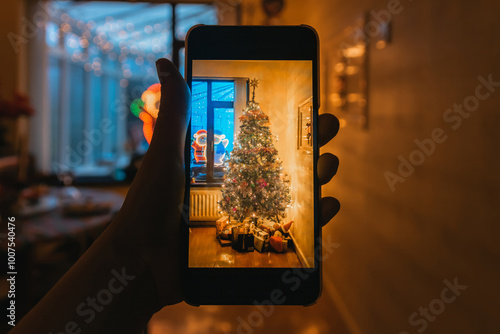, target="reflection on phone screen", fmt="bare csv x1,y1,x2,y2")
189,60,313,268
